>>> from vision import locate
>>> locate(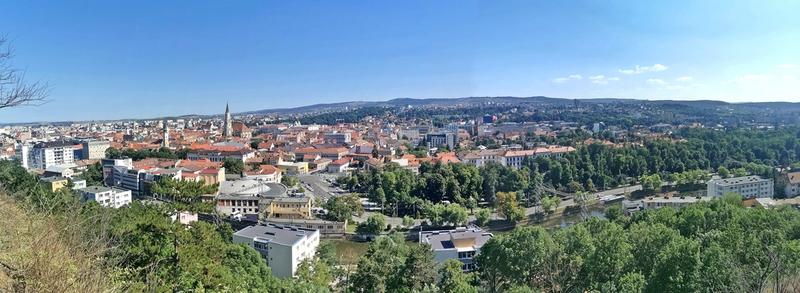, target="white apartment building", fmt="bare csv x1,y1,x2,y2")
78,186,132,208
462,149,504,167
14,143,30,169
232,223,320,278
420,228,493,272
642,195,713,210
28,141,75,170
707,175,774,198
784,171,800,197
